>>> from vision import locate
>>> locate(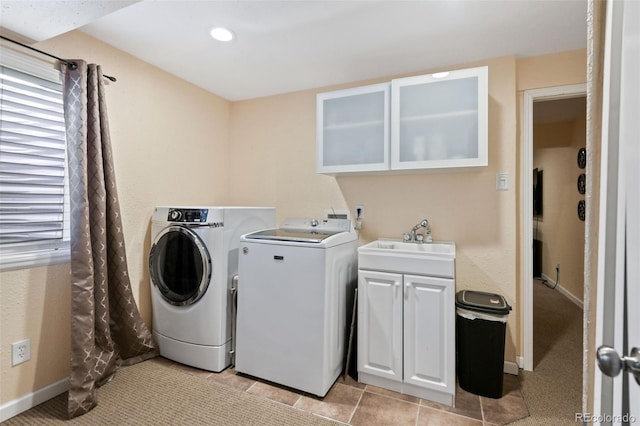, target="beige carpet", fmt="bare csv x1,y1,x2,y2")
4,359,339,426
511,280,583,425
